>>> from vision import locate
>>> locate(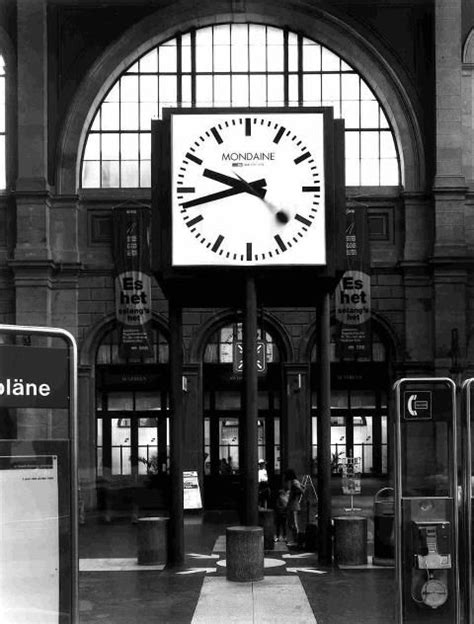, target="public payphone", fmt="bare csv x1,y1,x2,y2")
394,378,460,623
